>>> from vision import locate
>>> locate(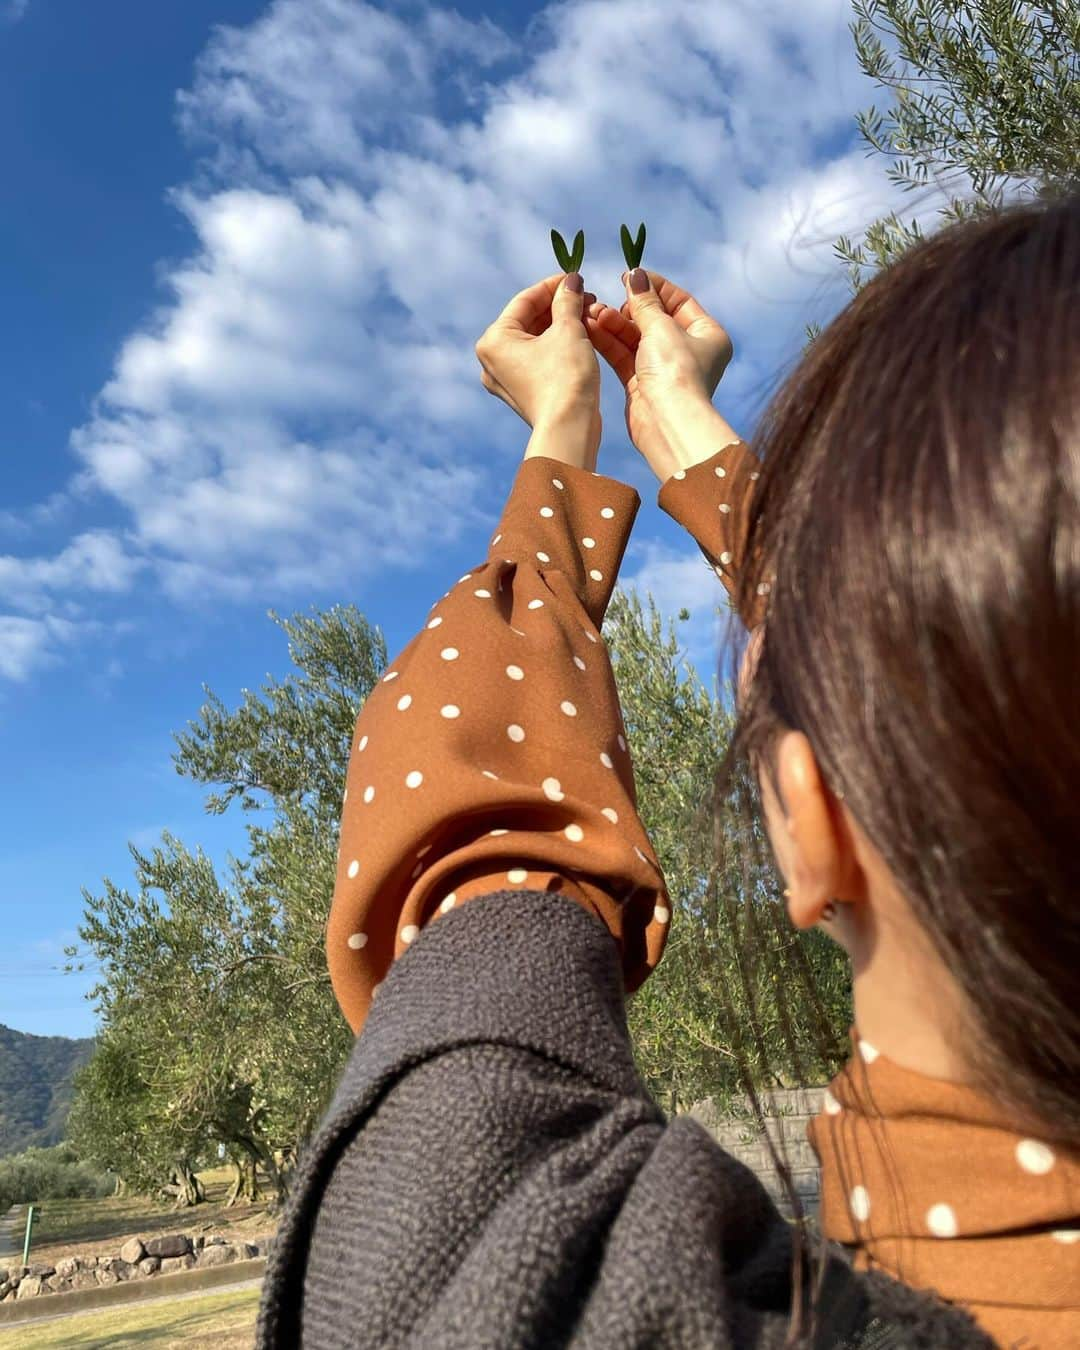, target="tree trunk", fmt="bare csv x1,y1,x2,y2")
112,1174,128,1198
234,1134,289,1212
162,1163,205,1208
224,1156,260,1207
